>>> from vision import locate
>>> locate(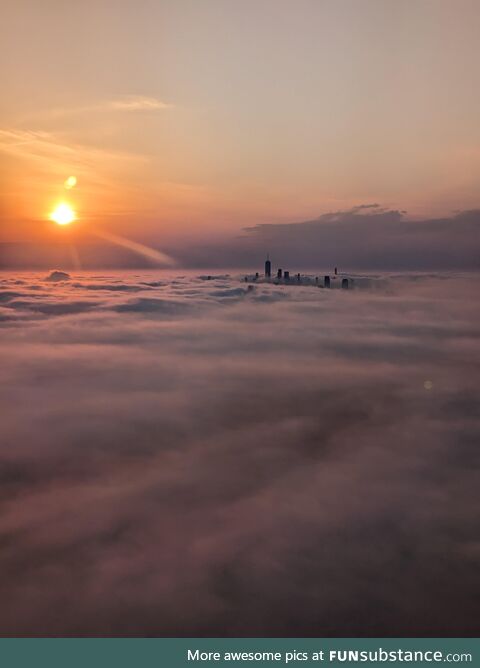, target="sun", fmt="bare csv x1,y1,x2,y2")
50,203,76,226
